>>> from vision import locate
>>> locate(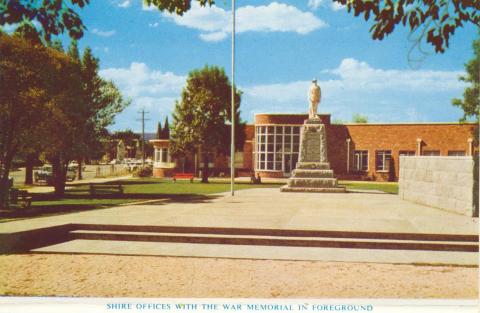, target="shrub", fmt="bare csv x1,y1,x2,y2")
133,166,152,177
